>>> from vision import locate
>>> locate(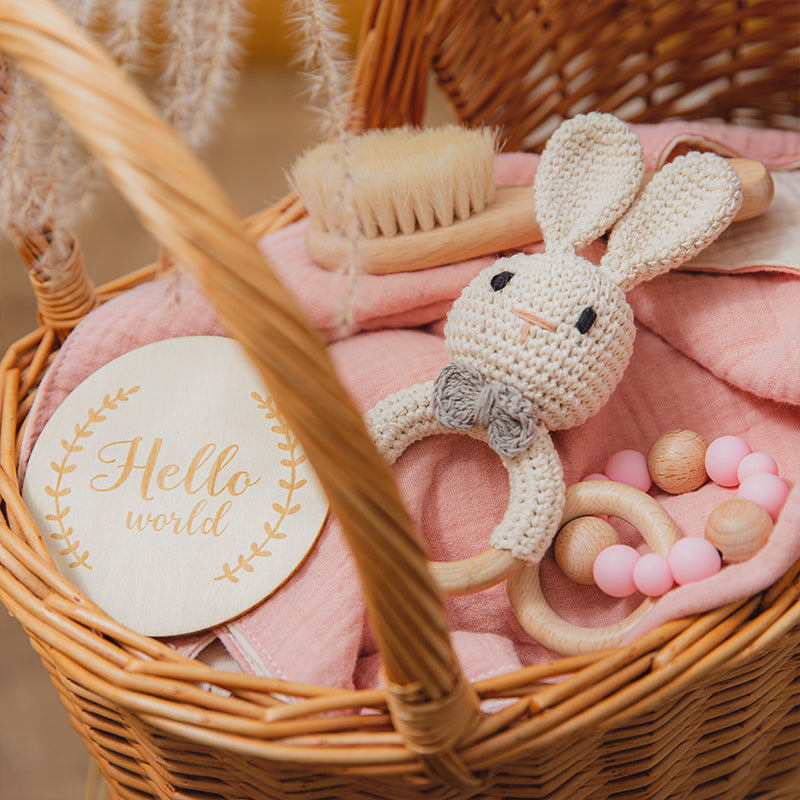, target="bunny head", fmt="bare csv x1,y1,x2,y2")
443,113,743,432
